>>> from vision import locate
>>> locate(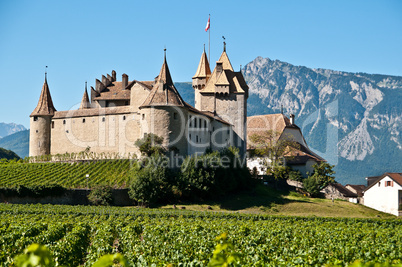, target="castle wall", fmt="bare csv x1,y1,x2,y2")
187,113,212,155
194,90,202,111
50,111,141,157
29,116,52,157
214,93,246,155
130,84,151,112
199,94,215,113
